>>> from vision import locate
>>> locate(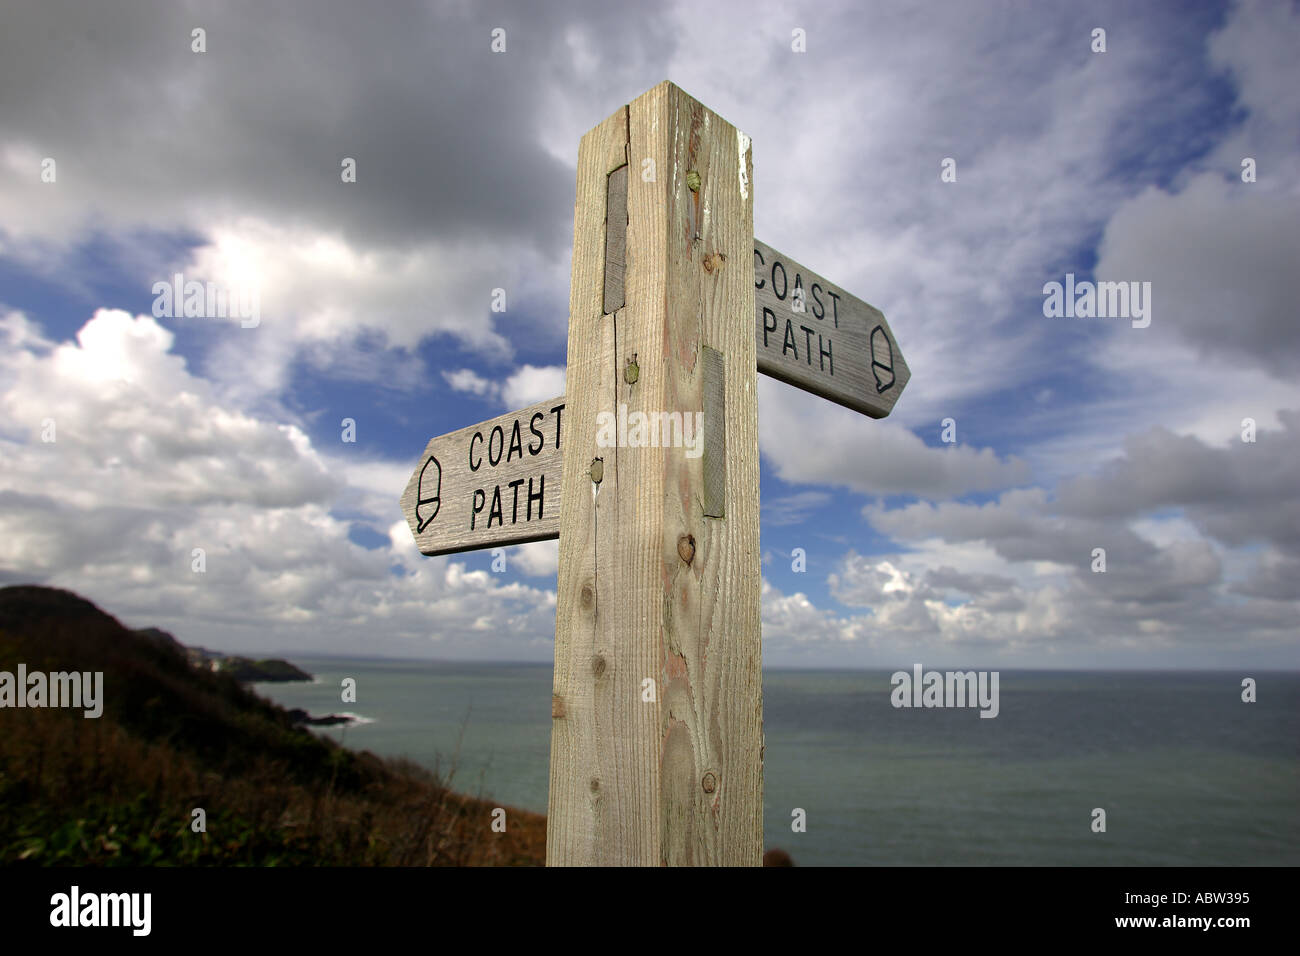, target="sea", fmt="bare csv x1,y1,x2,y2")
254,660,1300,866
